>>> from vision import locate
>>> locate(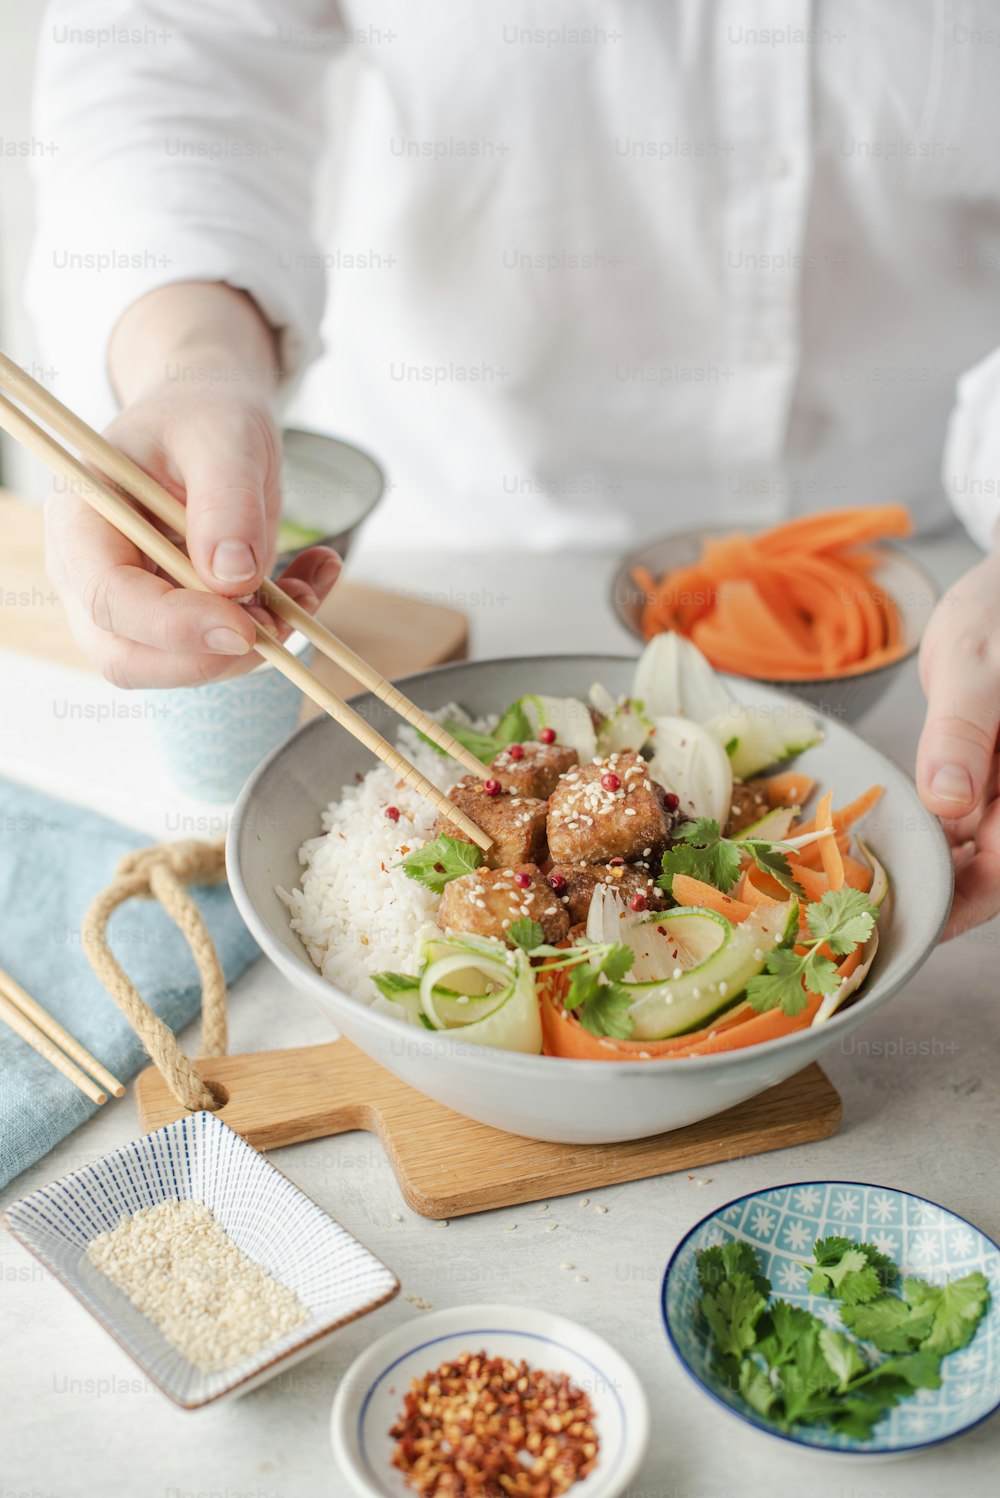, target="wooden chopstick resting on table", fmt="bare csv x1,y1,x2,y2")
0,352,489,782
0,386,493,852
0,967,123,1106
